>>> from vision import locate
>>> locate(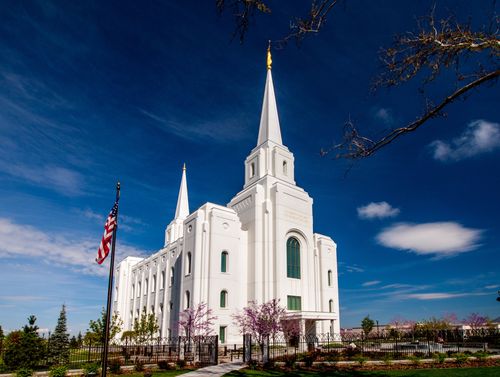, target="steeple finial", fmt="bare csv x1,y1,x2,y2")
266,40,272,70
174,163,189,220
